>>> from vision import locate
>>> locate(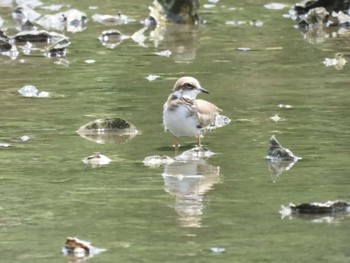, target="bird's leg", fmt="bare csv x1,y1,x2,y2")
174,136,180,153
196,135,201,148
